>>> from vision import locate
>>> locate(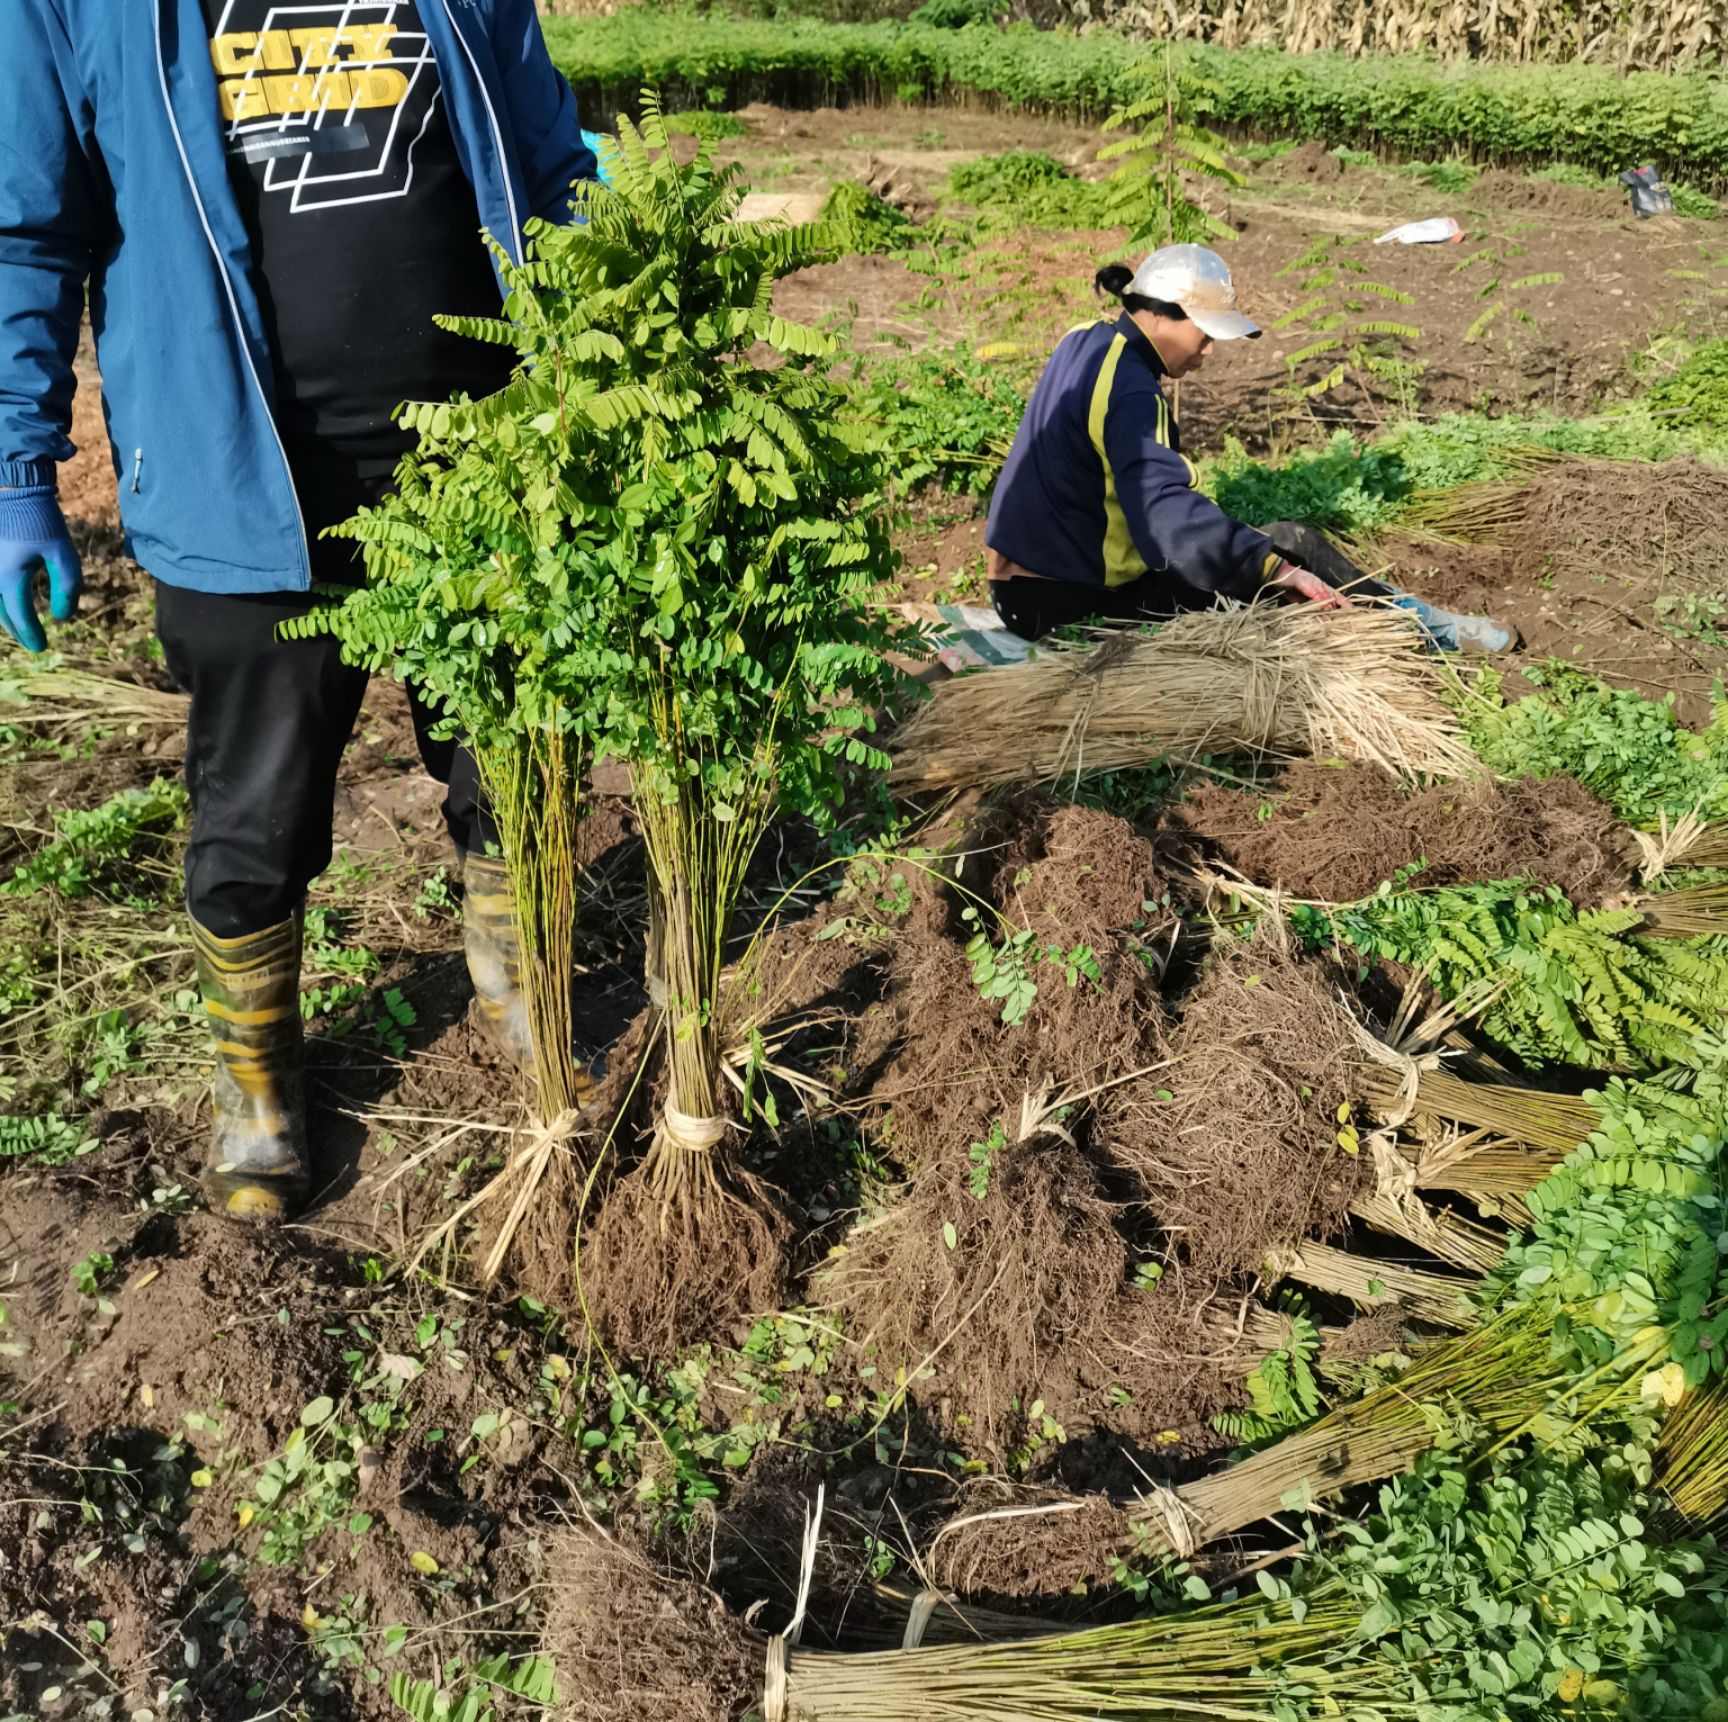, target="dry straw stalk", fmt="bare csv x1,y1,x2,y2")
888,606,1473,794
